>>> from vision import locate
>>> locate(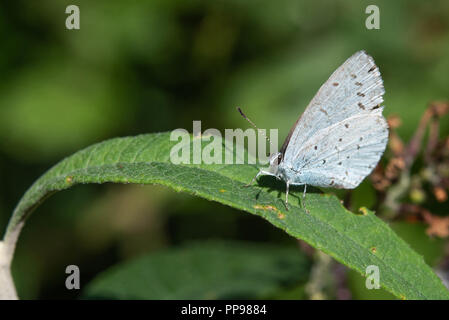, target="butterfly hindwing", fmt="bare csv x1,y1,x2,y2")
284,109,388,188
